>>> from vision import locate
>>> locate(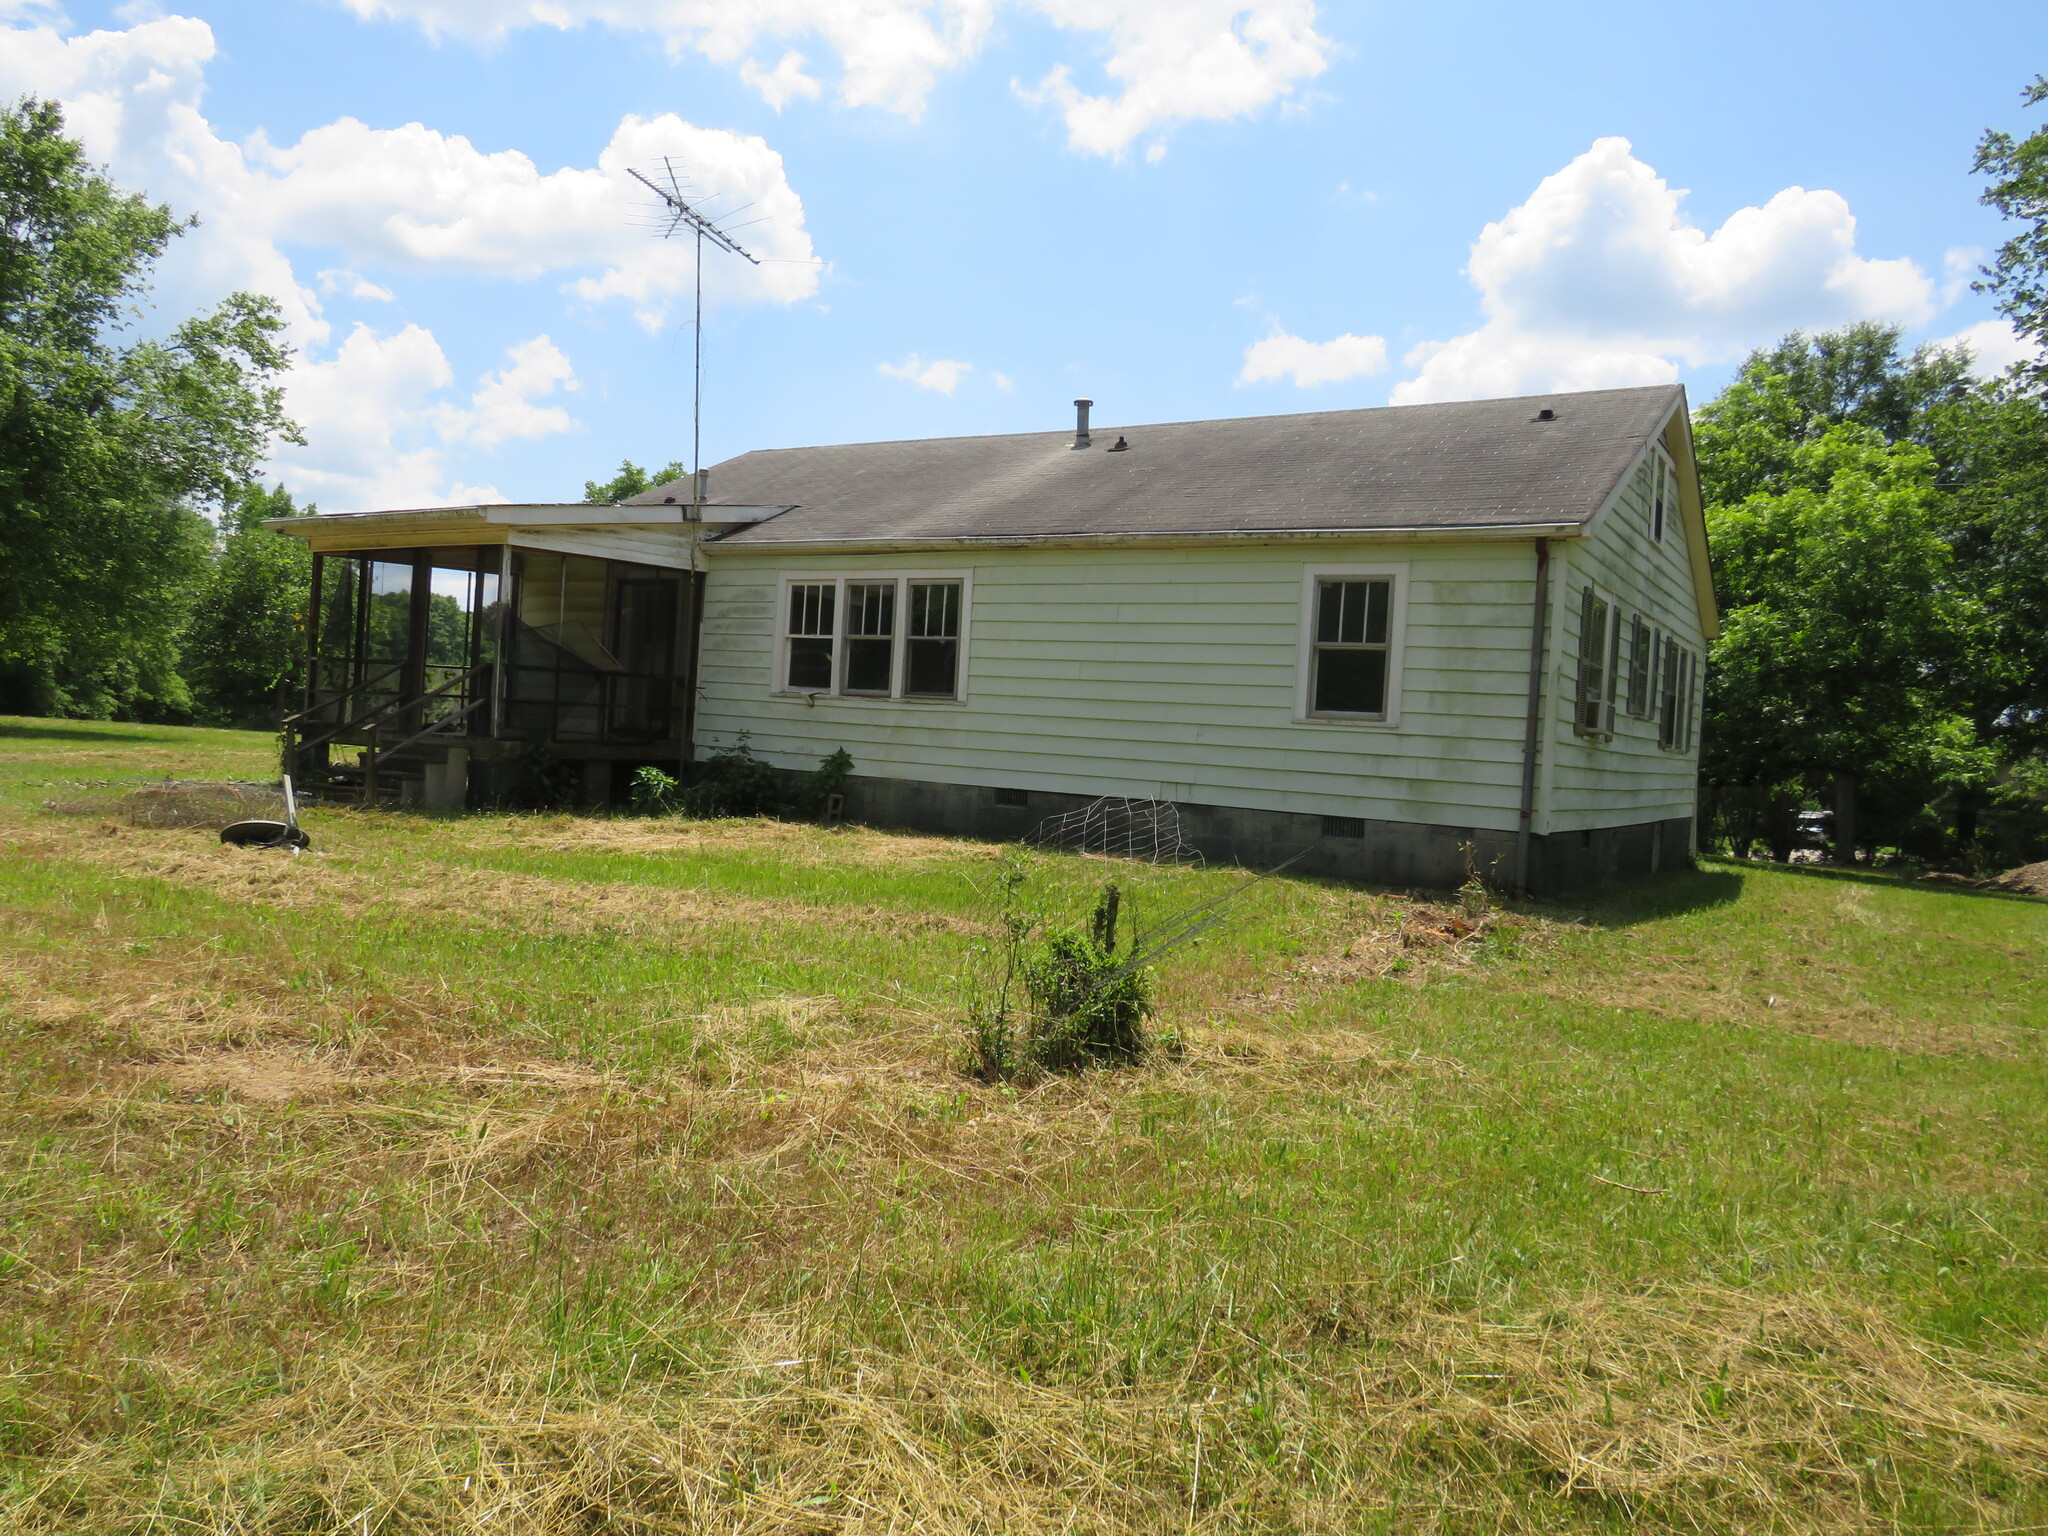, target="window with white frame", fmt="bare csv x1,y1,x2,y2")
1574,586,1620,738
1302,572,1401,720
779,575,967,701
